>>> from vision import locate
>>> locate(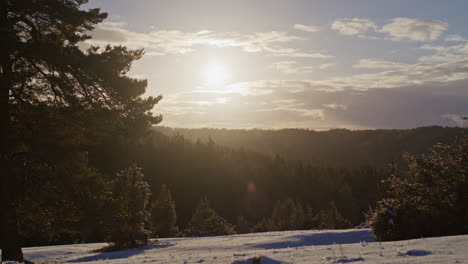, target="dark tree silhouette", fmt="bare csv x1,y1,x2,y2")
187,197,235,237
367,133,468,241
104,165,151,248
0,0,161,260
150,184,178,238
